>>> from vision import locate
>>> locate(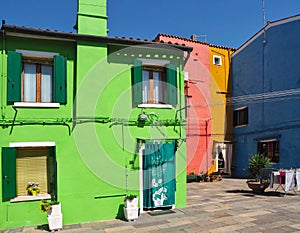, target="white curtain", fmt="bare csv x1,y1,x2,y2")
41,65,53,103
24,64,36,102
153,71,160,104
142,70,150,103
